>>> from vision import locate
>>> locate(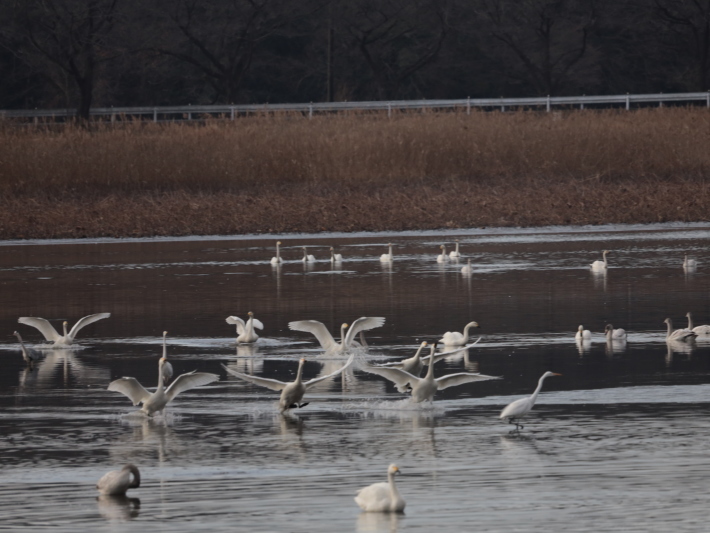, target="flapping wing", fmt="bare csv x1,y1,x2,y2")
360,363,420,393
221,363,287,391
344,317,386,347
165,371,219,401
288,320,337,350
226,316,246,335
422,338,481,365
107,377,152,405
67,313,111,339
435,372,501,391
17,317,61,342
305,353,355,389
252,318,264,330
